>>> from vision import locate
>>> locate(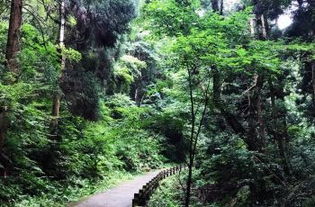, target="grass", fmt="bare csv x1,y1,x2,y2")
12,170,139,207
147,173,184,207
